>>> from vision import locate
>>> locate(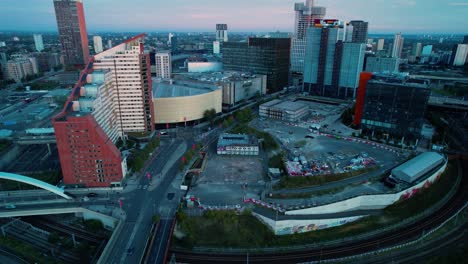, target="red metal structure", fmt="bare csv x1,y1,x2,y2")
353,72,373,126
